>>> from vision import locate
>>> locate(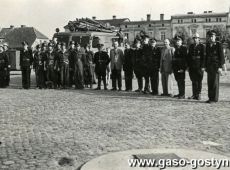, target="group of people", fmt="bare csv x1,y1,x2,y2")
0,30,226,104
19,40,95,90
122,30,225,104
